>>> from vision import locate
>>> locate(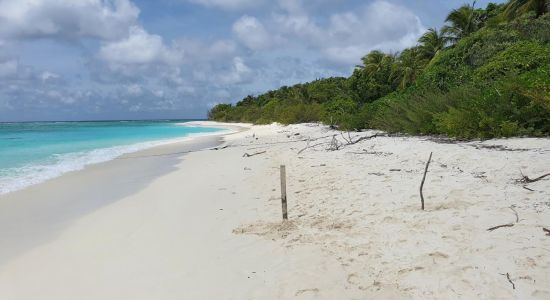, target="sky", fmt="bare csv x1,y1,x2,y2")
0,0,505,121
